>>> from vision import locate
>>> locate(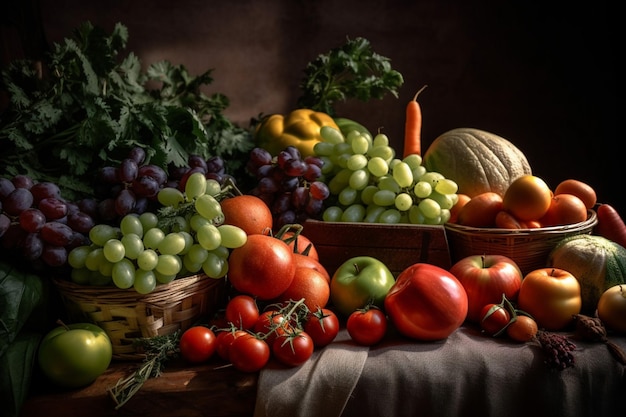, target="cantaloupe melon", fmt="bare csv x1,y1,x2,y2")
423,128,532,197
547,234,626,313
